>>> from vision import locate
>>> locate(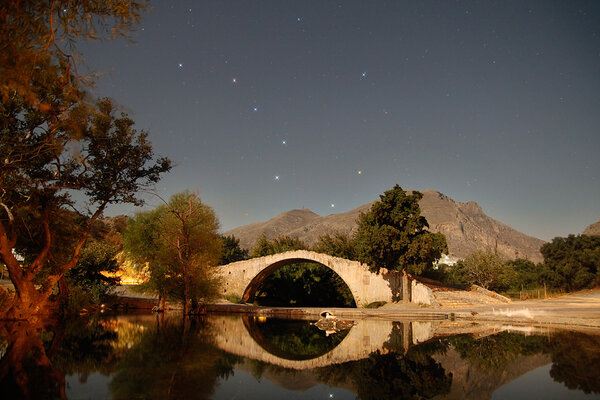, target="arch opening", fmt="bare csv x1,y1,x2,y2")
242,316,351,361
242,258,357,307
